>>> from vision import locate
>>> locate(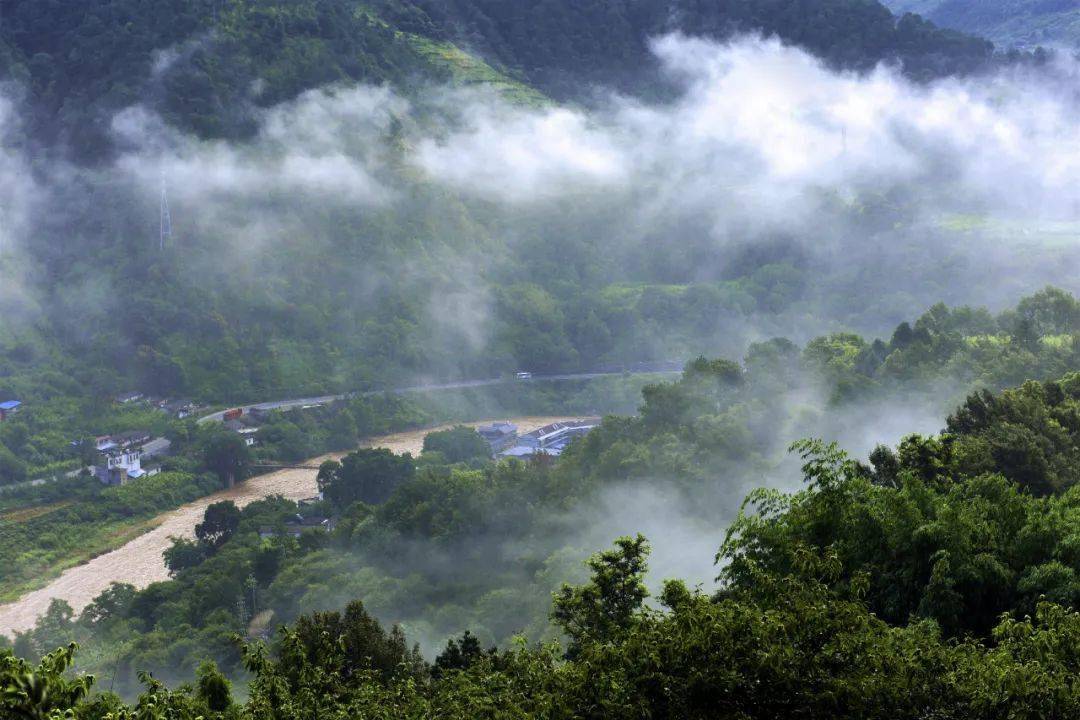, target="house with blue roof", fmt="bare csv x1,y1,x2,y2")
0,400,21,422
